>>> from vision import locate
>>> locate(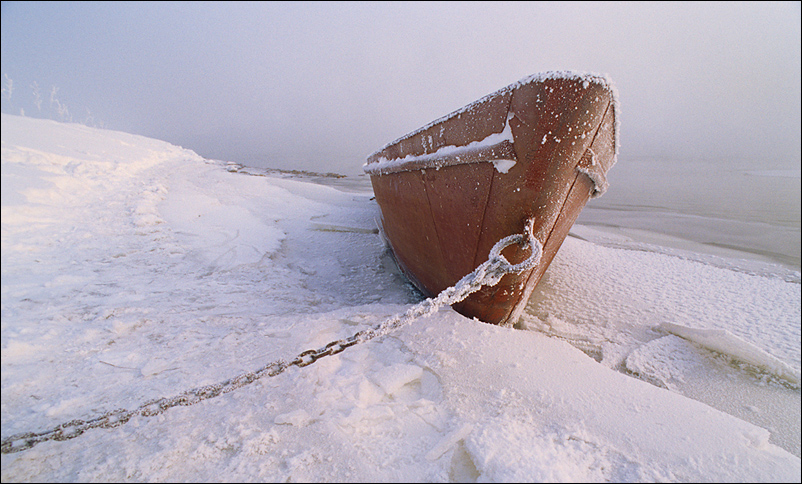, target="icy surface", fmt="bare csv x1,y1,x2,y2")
658,322,801,386
2,114,800,482
363,110,516,175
